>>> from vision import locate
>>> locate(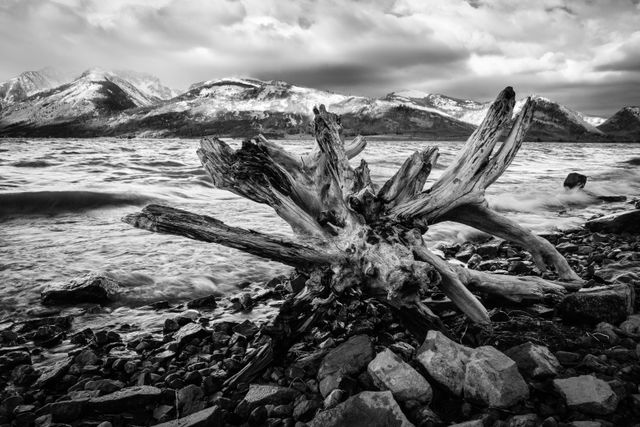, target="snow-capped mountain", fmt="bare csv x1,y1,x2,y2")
388,90,608,141
0,69,634,141
598,106,640,141
0,68,70,108
103,78,475,138
386,90,490,125
522,96,605,141
112,69,179,101
0,68,179,135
